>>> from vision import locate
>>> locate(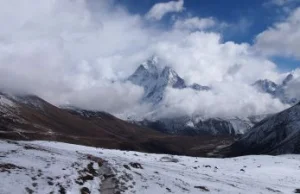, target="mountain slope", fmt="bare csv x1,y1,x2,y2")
137,116,256,136
0,92,234,157
228,101,300,155
0,92,153,149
